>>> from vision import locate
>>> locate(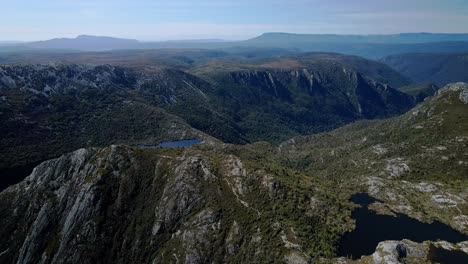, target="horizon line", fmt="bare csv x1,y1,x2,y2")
3,31,468,43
